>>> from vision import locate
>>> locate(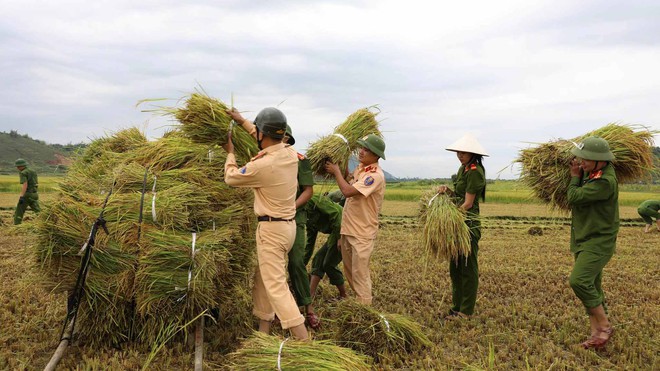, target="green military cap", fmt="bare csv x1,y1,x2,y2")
571,136,615,161
357,134,386,160
15,158,28,167
254,107,287,139
285,124,295,145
